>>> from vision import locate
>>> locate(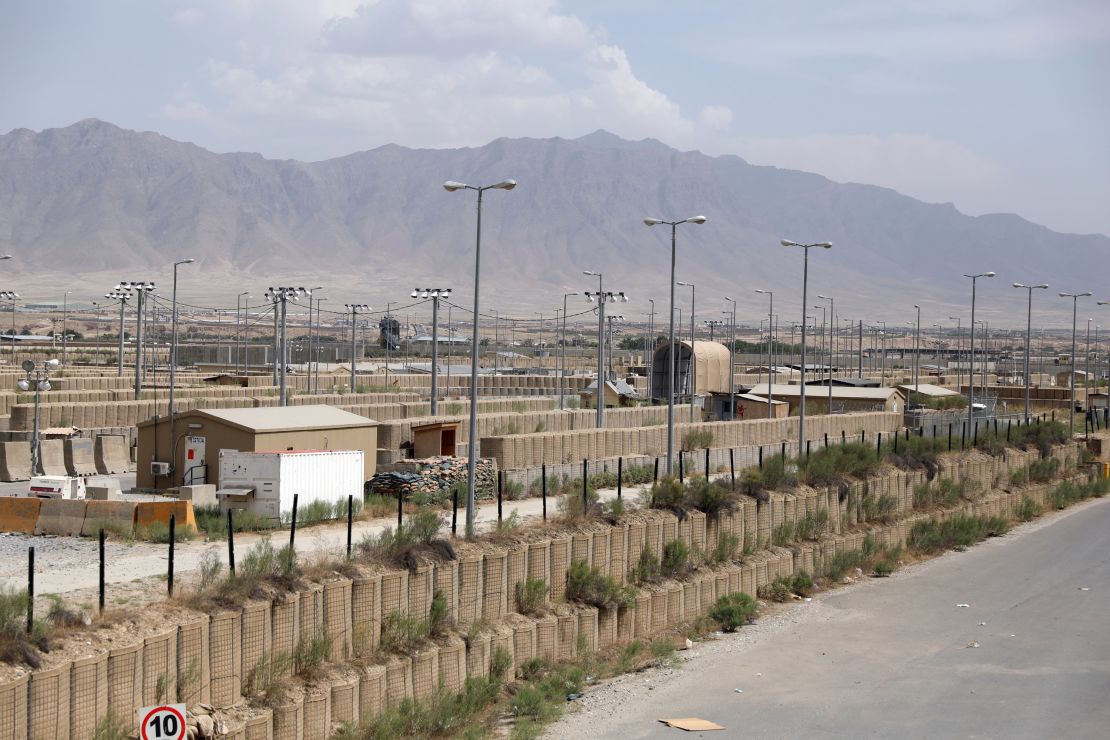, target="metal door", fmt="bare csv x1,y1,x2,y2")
184,435,207,484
